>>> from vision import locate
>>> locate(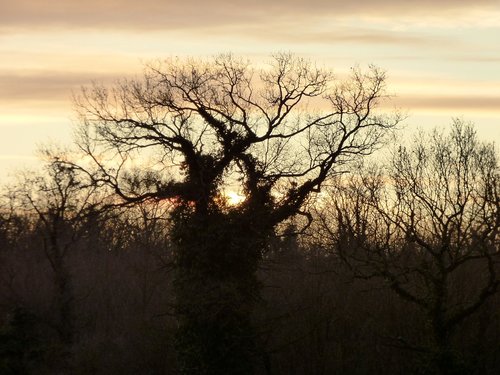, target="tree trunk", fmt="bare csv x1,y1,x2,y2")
430,278,467,375
50,241,74,366
172,209,265,375
54,260,74,348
